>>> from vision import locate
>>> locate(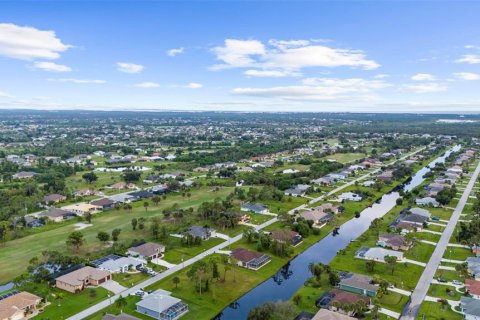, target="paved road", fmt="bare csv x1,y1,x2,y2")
69,147,426,319
400,159,480,320
67,217,278,320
